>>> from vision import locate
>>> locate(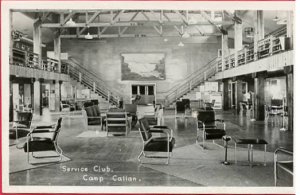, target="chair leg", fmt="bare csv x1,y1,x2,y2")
137,150,144,162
